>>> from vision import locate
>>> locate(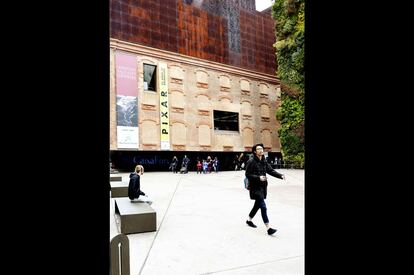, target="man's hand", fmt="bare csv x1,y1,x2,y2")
282,174,286,180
